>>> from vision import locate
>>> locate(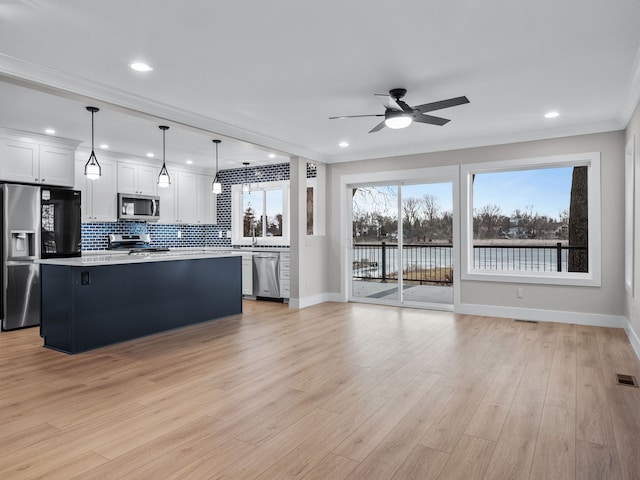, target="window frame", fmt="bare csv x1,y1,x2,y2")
460,152,601,286
231,180,290,246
